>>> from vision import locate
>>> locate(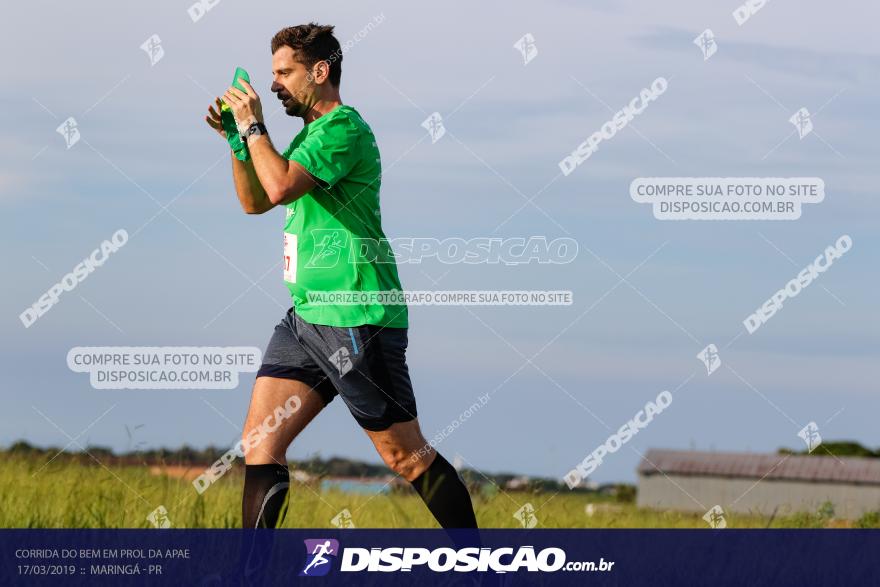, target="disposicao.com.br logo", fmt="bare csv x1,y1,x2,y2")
299,538,614,575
